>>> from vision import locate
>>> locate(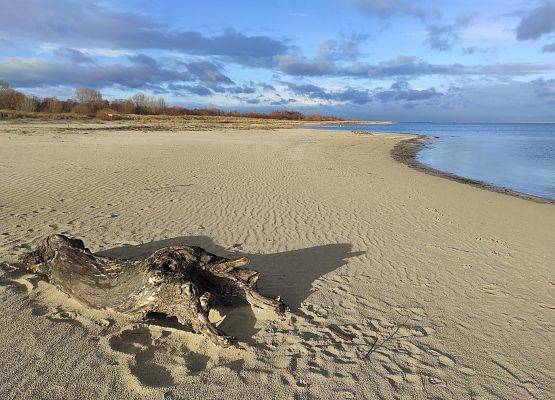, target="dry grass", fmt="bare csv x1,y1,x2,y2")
0,109,91,120
0,109,305,131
